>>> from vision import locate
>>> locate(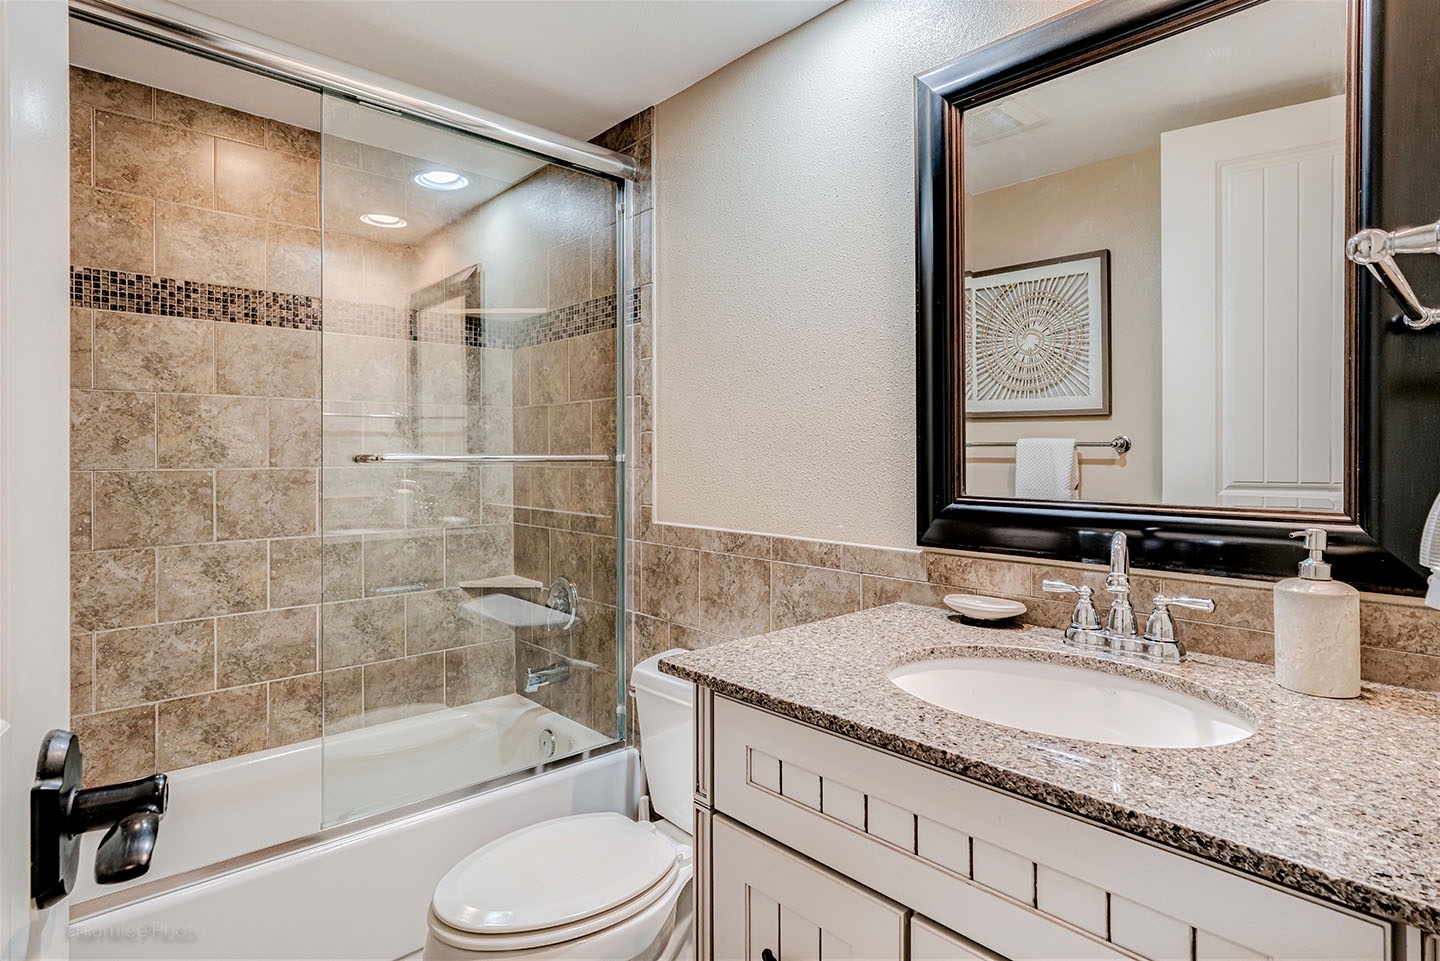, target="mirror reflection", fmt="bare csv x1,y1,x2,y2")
960,0,1349,512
